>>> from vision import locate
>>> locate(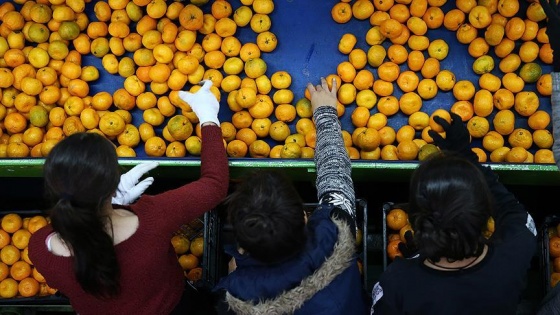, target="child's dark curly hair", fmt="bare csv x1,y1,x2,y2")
226,170,307,264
